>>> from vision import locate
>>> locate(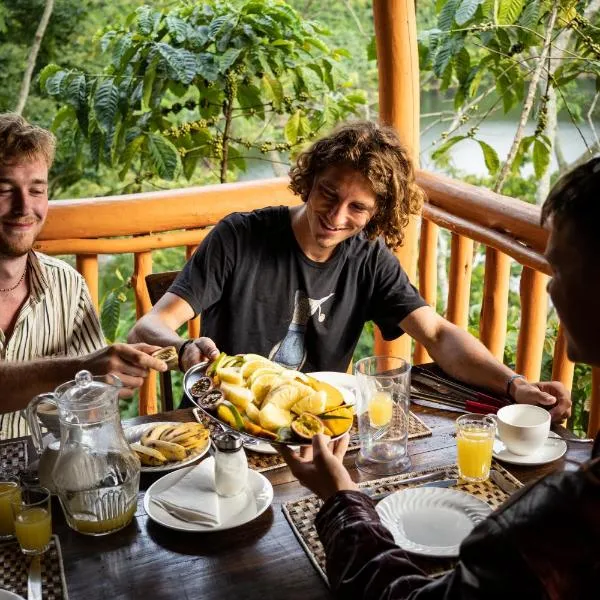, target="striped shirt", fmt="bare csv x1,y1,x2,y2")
0,252,105,439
